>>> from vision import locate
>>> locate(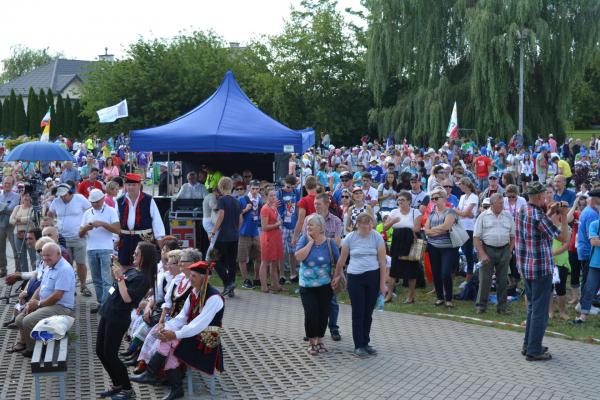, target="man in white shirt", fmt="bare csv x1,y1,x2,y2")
174,171,208,200
360,172,379,209
0,176,19,277
116,173,165,267
48,183,92,296
80,189,120,312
